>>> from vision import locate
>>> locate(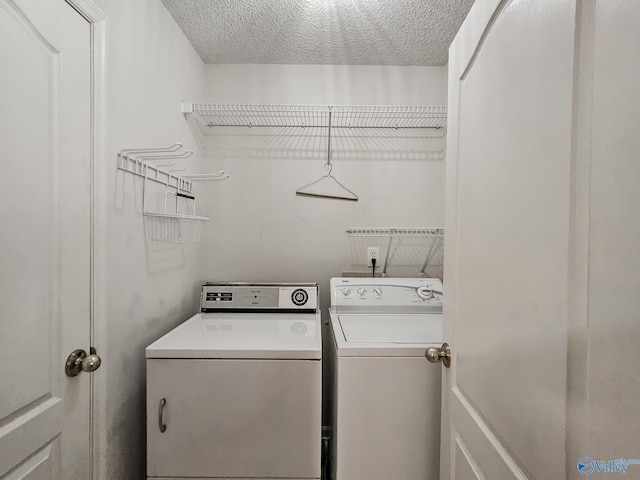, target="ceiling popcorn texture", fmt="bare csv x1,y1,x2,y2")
161,0,476,66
